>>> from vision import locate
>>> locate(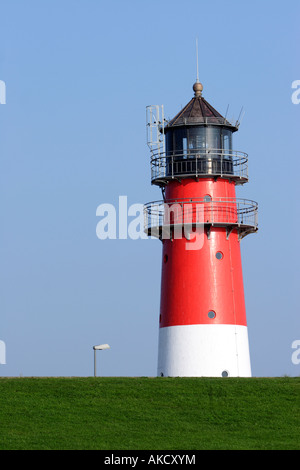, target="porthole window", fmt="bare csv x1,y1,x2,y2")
208,310,216,319
222,370,229,377
216,251,223,260
204,195,212,202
